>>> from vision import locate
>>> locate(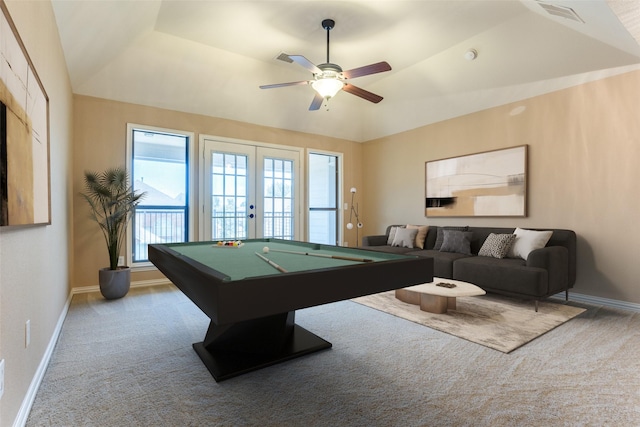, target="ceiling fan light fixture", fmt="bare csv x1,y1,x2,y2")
260,18,391,110
311,77,344,99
